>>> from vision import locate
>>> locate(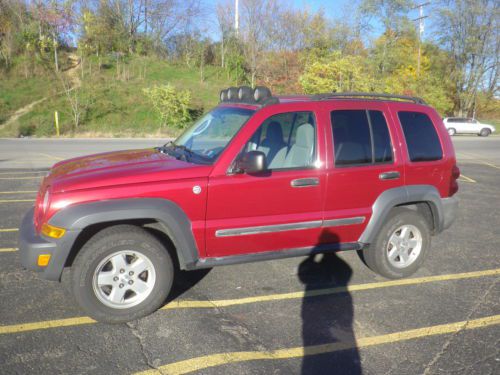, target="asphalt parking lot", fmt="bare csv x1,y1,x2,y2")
0,137,499,374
